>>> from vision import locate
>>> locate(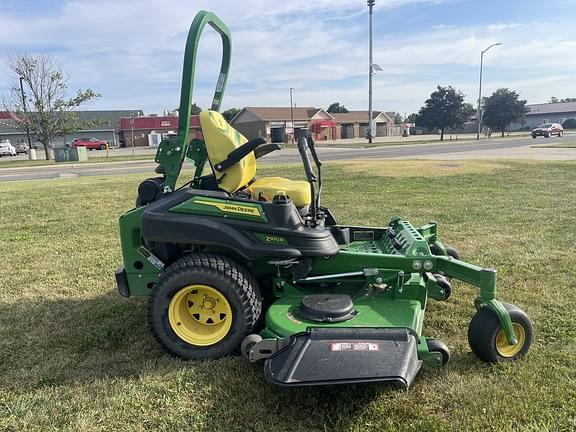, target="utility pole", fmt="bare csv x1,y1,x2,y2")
19,77,36,160
367,0,375,143
289,87,295,143
476,43,502,140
